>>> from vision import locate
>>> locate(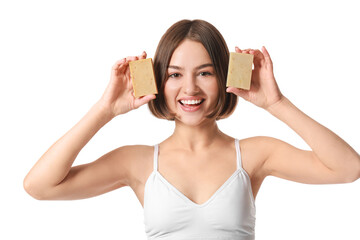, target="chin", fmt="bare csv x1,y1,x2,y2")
175,115,212,127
